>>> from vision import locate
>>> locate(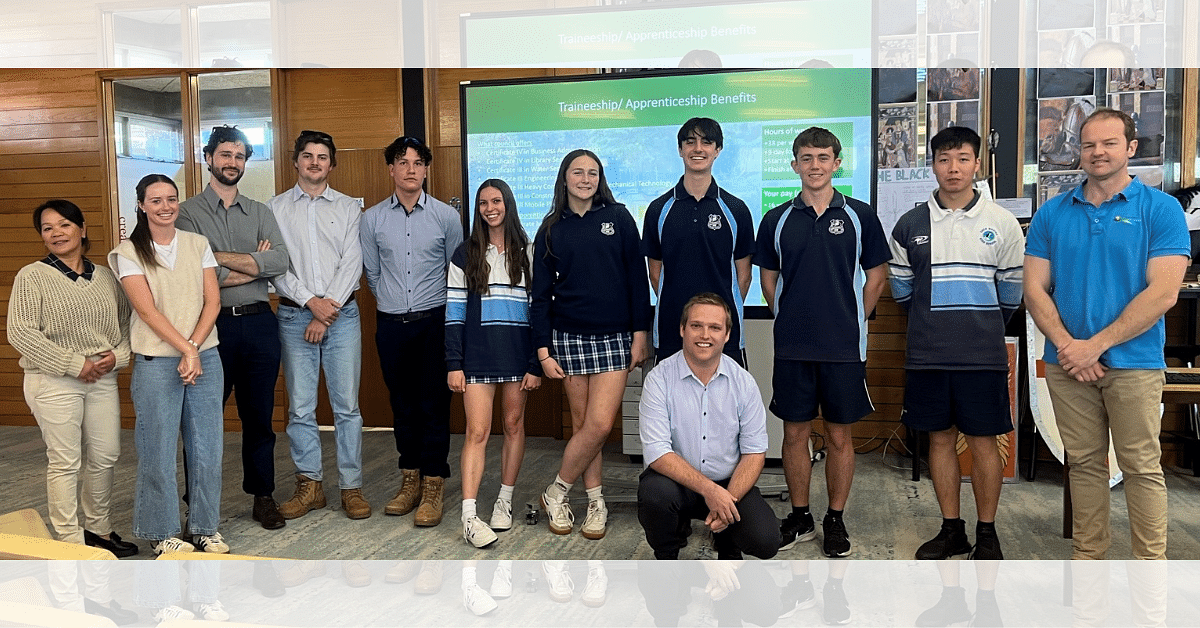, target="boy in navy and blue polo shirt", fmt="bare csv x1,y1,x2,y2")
890,126,1024,561
754,127,890,558
642,117,755,366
